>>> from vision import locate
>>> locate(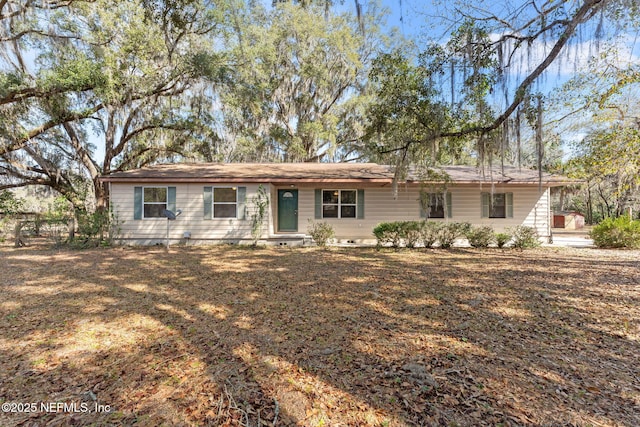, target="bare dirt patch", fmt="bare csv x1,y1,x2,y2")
0,244,638,426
